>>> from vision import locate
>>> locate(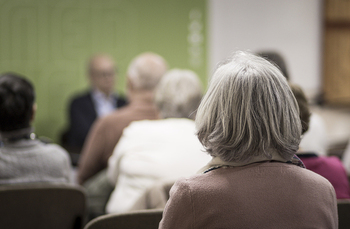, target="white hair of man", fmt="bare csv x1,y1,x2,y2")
196,51,302,162
155,69,203,119
127,52,168,91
